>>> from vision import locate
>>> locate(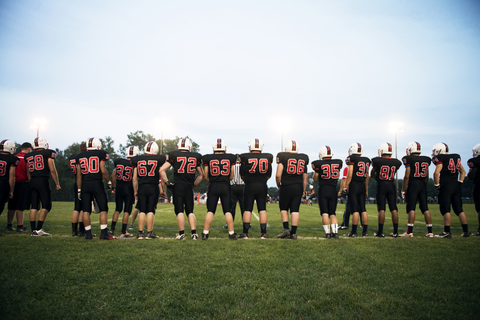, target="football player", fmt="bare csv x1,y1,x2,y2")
370,143,402,238
276,140,309,240
76,137,113,240
229,155,245,227
400,142,434,237
201,139,237,240
432,143,469,238
110,146,139,238
239,139,273,239
344,143,370,237
312,146,343,239
467,143,480,236
69,142,86,237
0,140,20,236
25,137,61,236
6,142,32,233
131,141,166,239
160,138,203,240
